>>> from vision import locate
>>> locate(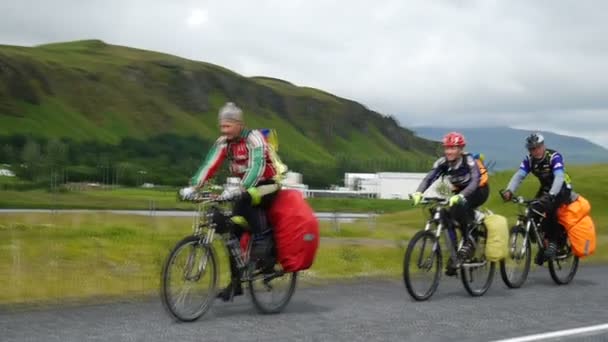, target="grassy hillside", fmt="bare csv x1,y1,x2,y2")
0,39,438,187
